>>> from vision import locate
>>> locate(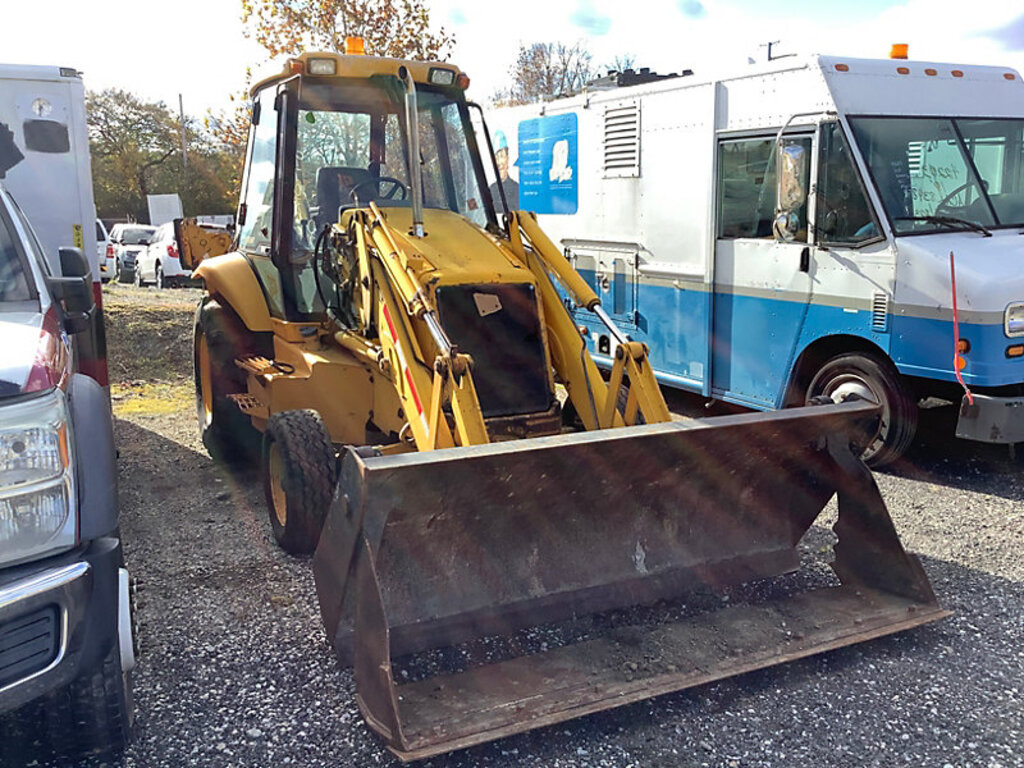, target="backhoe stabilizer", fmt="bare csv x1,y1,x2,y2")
312,400,948,761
